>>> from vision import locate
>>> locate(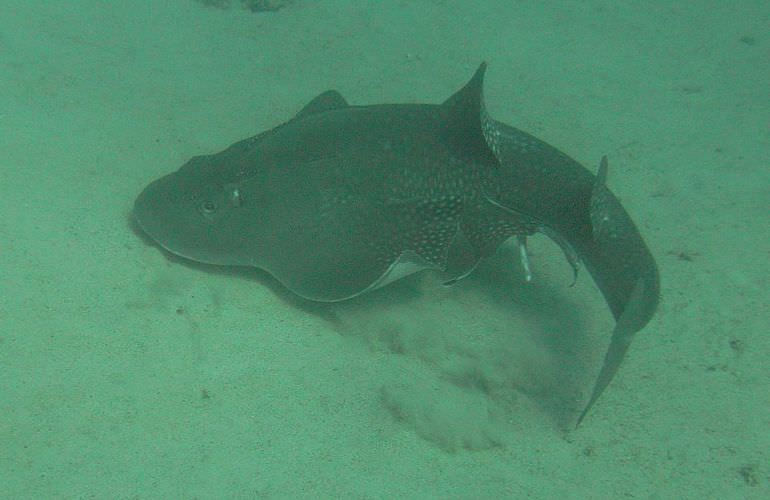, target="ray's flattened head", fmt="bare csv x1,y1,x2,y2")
133,154,253,266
